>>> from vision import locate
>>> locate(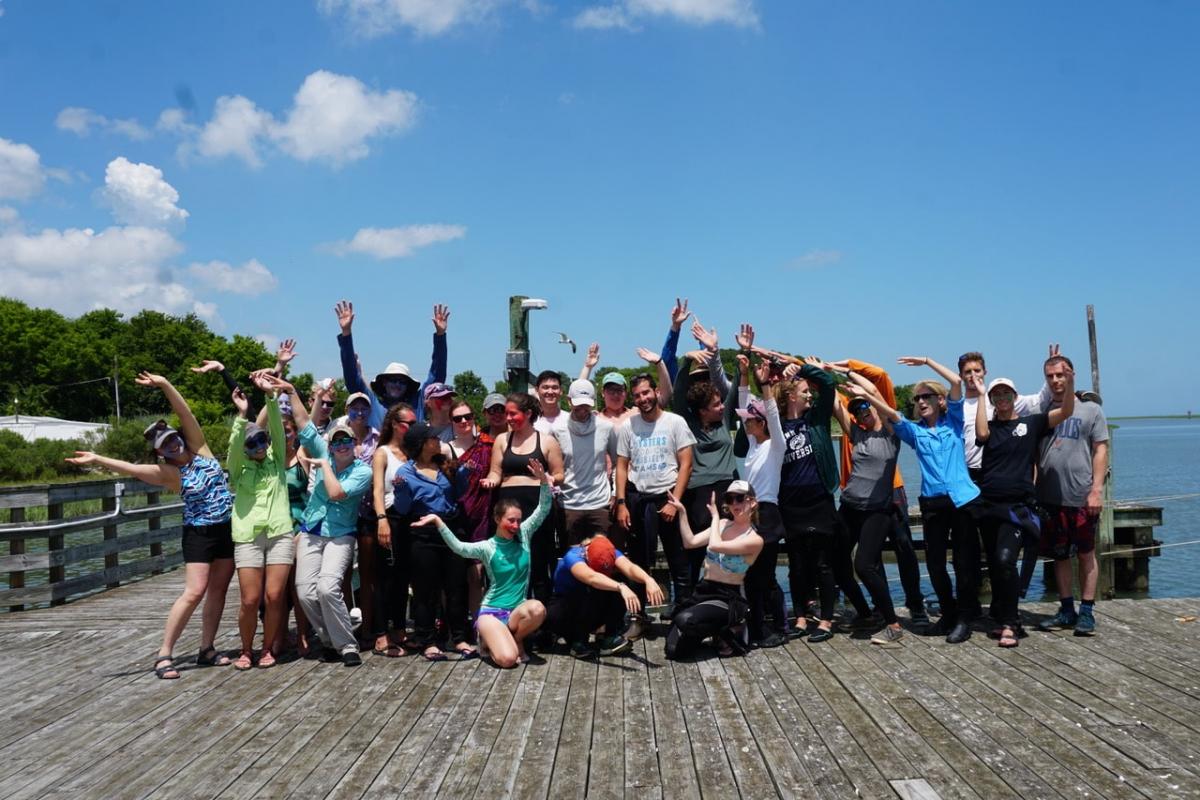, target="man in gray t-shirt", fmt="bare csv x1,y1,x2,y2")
615,374,696,621
560,380,619,545
1035,355,1109,635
